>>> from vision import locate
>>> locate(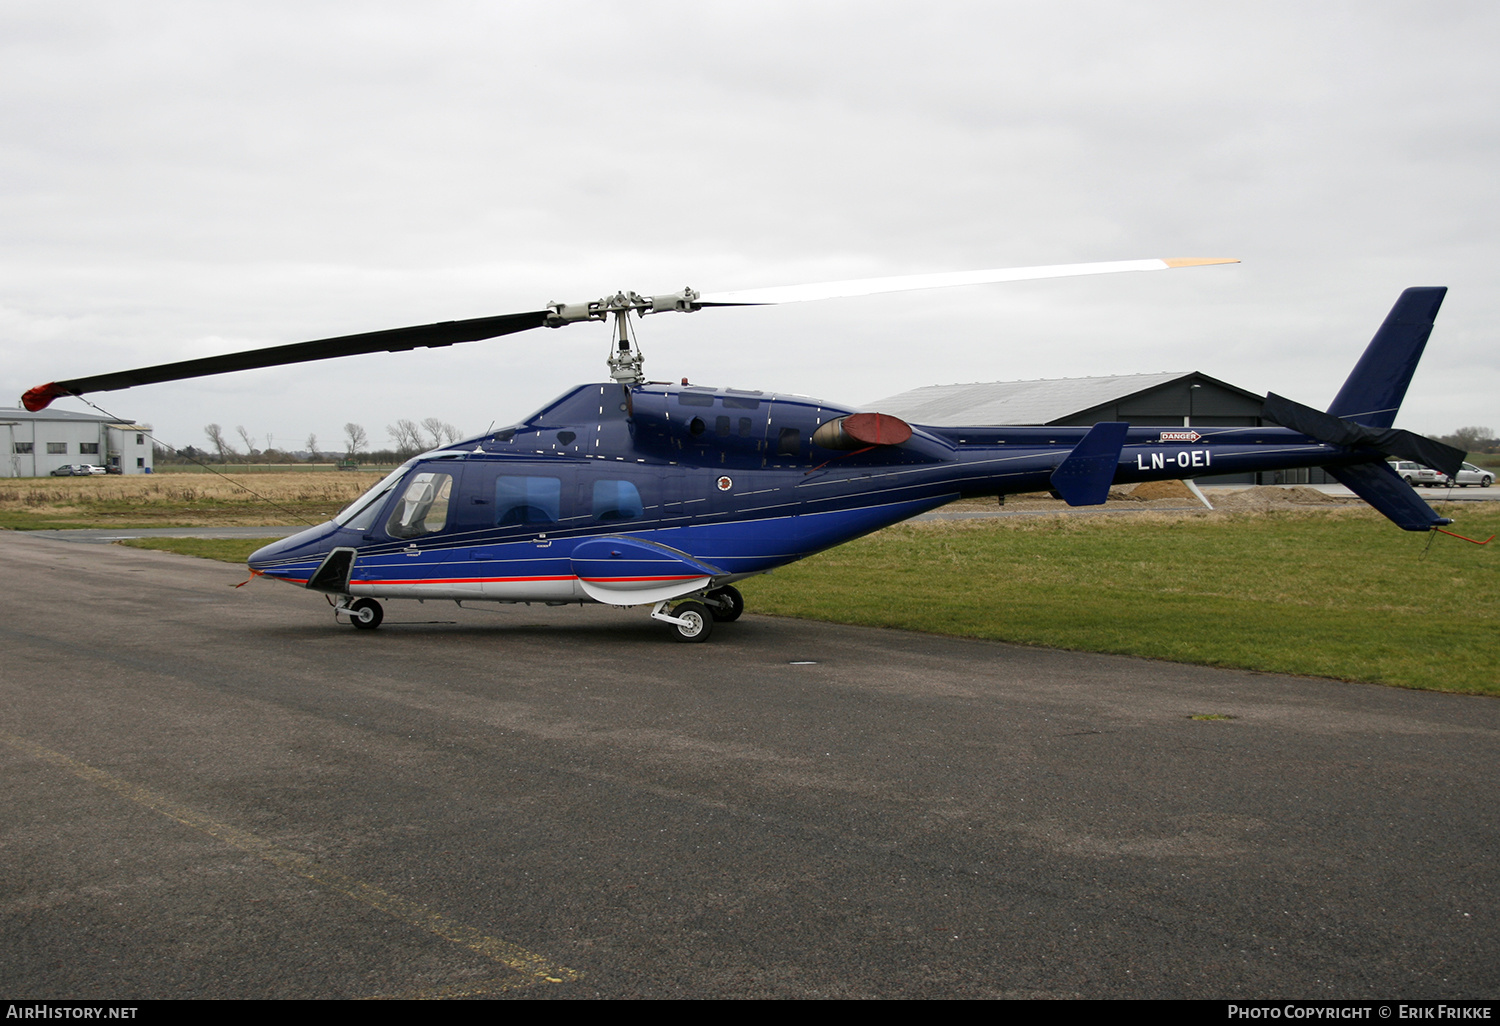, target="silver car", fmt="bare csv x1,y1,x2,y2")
1391,460,1494,488
1390,460,1440,485
1432,462,1494,488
